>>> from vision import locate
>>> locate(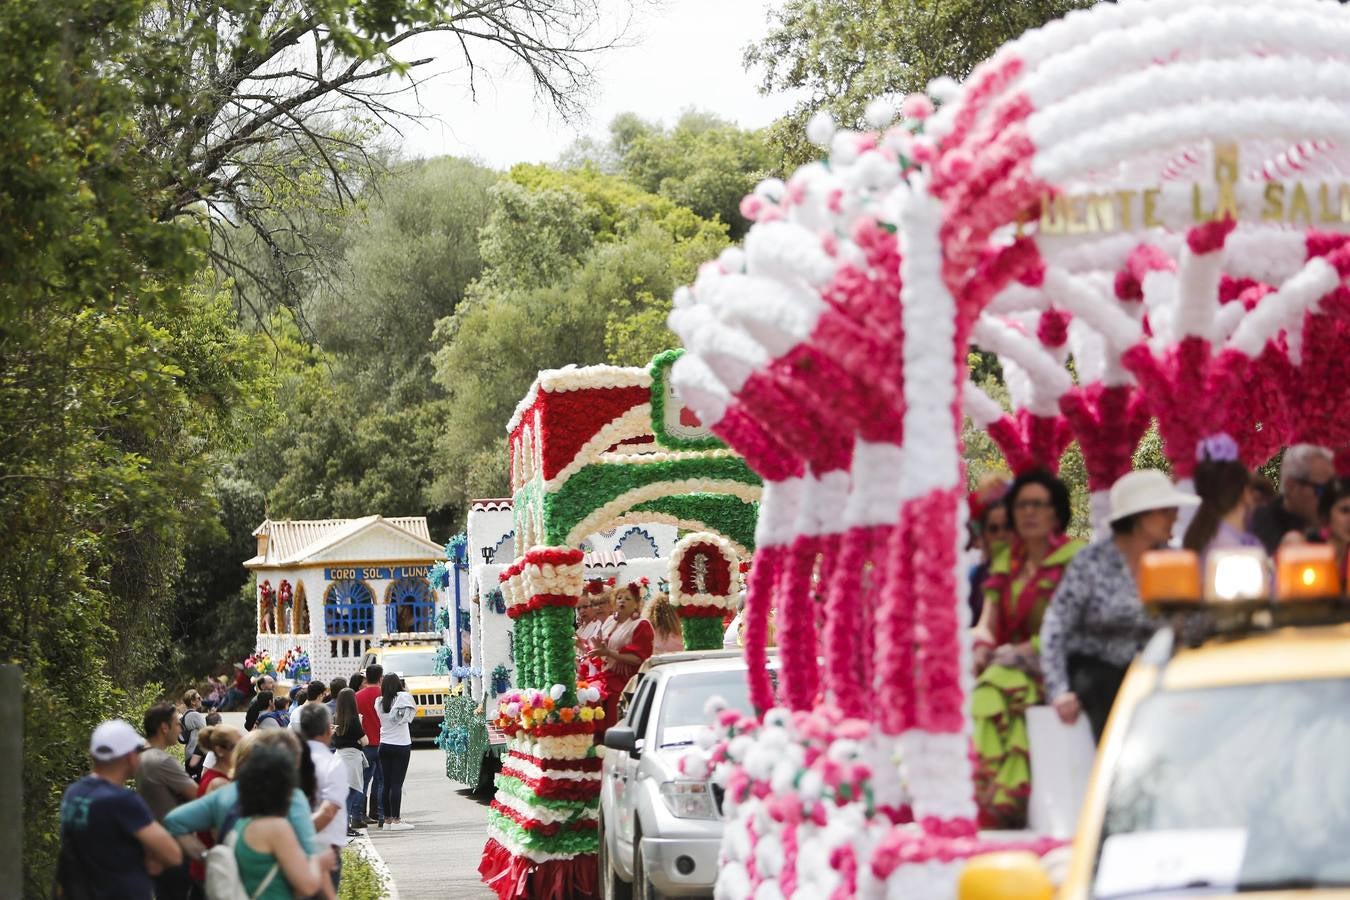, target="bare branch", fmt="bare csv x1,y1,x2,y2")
130,0,626,322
